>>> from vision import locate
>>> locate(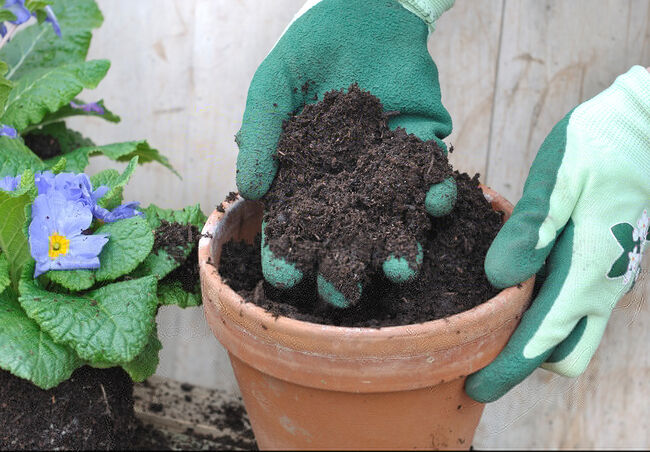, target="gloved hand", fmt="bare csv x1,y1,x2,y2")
236,0,457,307
465,66,650,403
